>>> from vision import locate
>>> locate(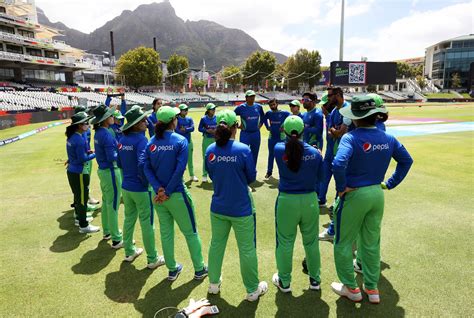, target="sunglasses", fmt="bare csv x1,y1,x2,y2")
302,98,312,102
